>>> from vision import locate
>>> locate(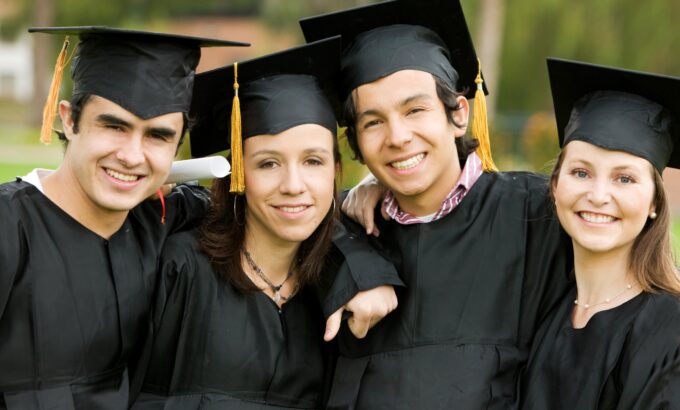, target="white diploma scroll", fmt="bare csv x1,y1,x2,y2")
165,156,230,184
